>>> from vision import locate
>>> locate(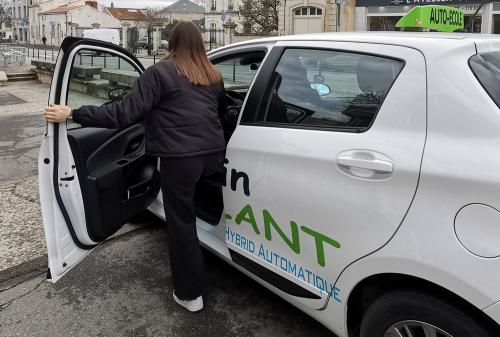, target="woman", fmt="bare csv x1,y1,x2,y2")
43,21,226,312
